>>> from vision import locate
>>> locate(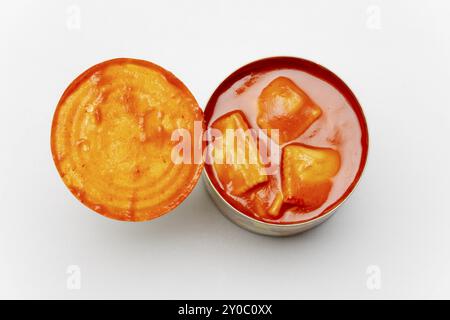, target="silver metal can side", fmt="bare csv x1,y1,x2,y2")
203,172,337,237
